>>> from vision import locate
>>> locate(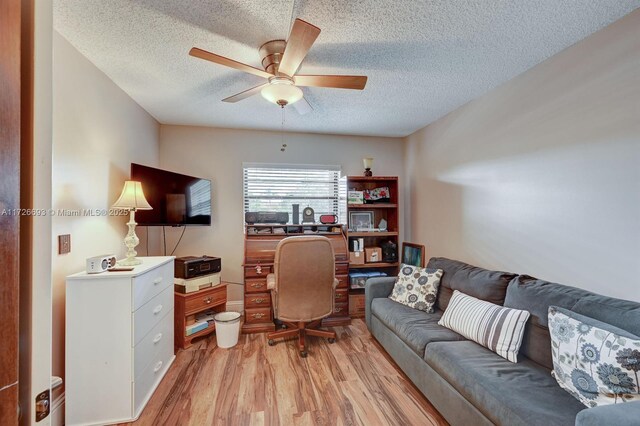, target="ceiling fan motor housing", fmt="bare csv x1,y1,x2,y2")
259,40,287,75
